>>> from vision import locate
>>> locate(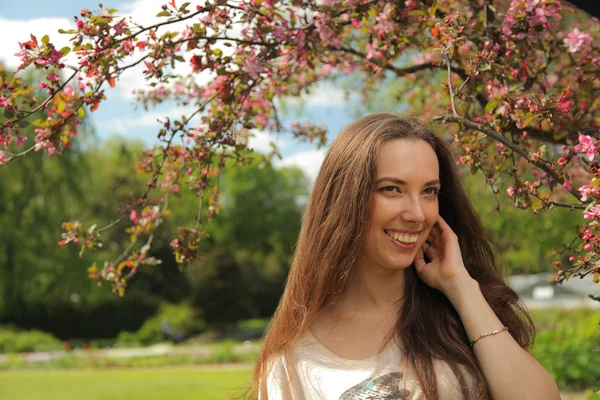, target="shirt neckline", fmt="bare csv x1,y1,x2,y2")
303,329,401,366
